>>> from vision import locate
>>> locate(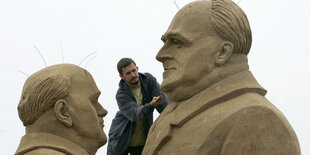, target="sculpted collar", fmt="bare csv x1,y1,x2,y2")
168,70,267,126
146,71,267,153
15,132,89,155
